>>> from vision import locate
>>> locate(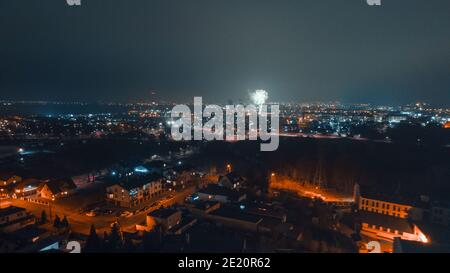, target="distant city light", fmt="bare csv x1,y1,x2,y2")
134,166,149,173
